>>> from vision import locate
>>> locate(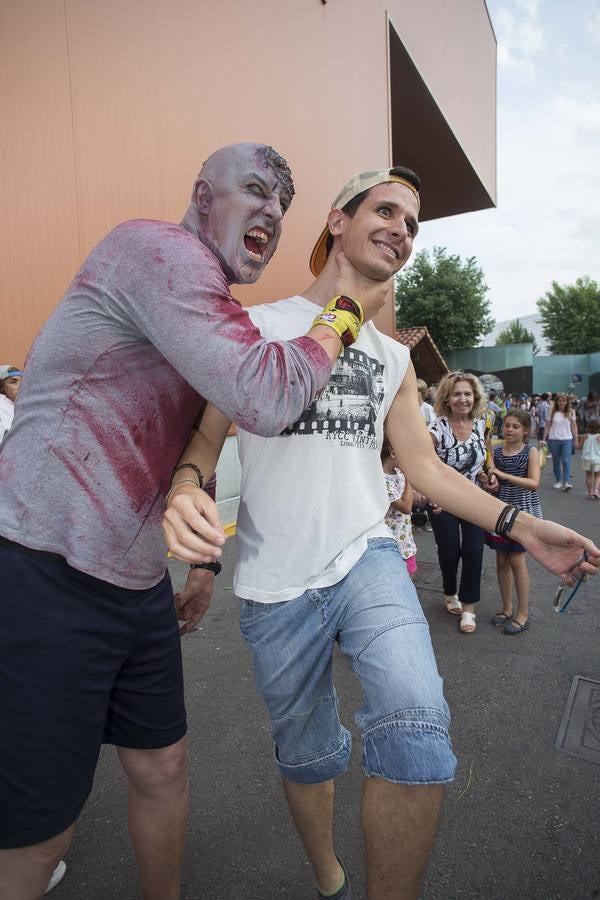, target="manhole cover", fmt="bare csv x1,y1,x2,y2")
556,676,600,766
